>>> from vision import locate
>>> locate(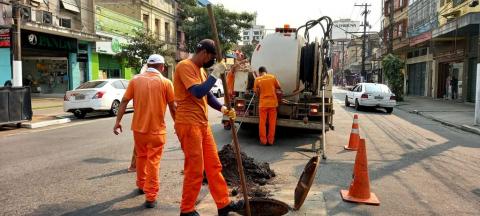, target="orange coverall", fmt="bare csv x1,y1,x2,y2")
226,70,235,99
124,72,175,202
173,59,231,213
254,74,281,145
